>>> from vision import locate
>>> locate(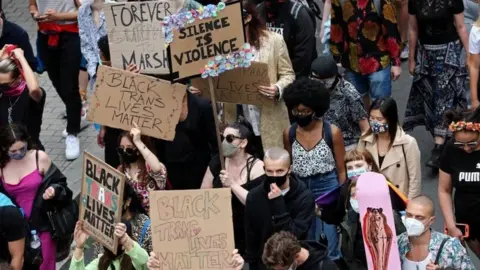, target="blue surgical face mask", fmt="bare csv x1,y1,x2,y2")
8,144,27,160
370,120,388,134
347,167,367,180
